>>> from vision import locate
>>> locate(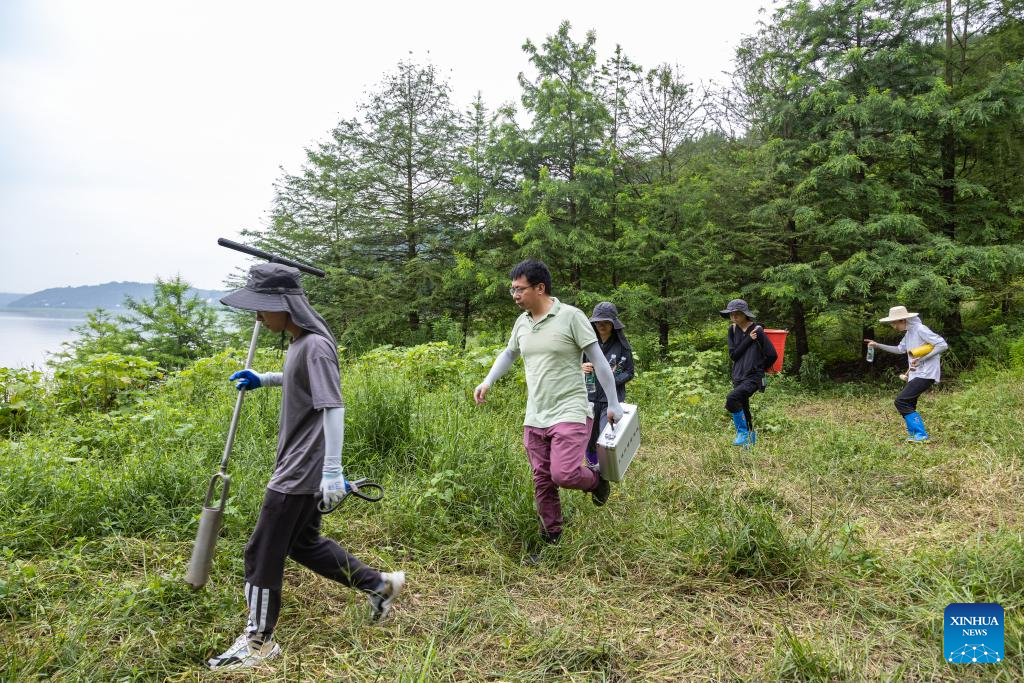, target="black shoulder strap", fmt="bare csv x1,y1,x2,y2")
757,325,777,360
